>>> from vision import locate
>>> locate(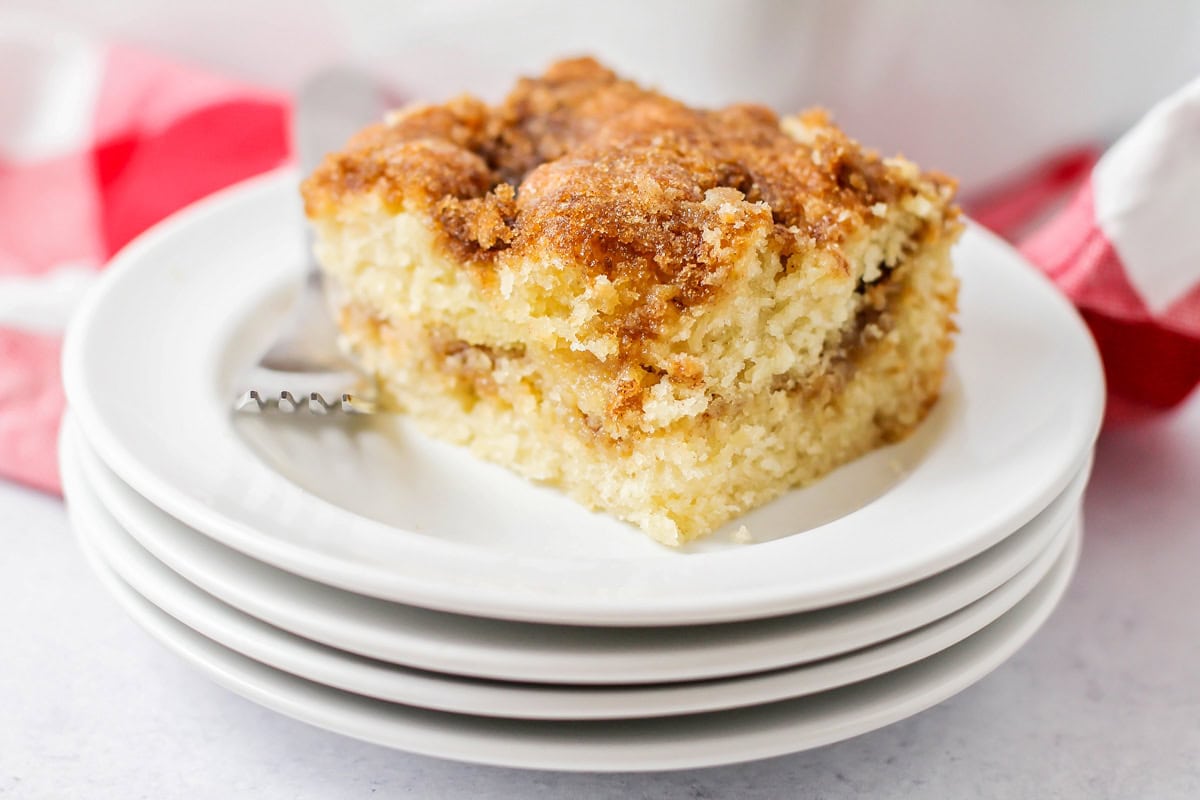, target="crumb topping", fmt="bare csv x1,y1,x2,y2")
304,58,953,297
